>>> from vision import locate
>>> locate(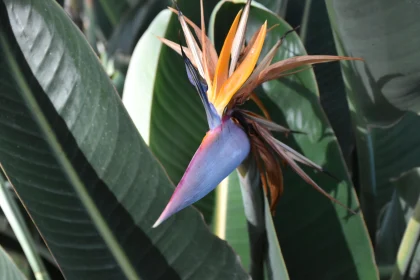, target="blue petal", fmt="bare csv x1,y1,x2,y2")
180,44,221,129
153,118,250,227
